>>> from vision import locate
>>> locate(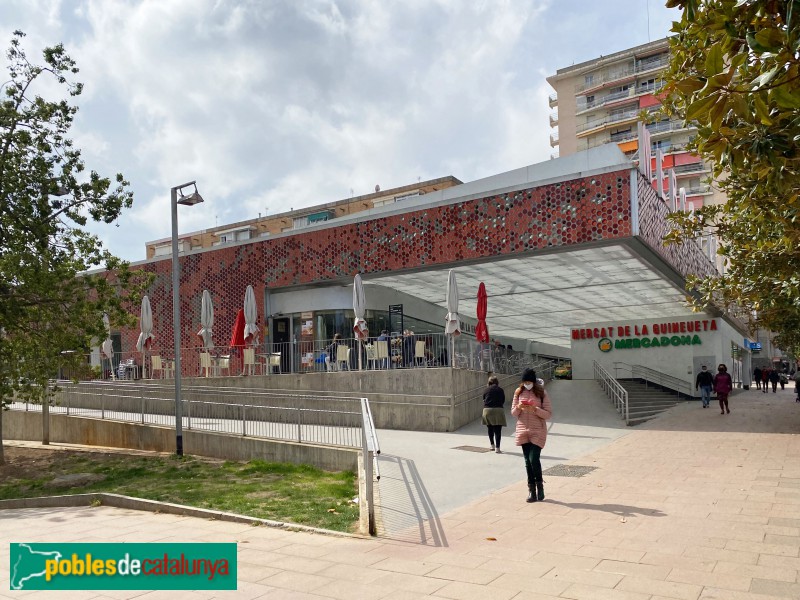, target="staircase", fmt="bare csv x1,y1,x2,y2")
619,379,685,426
